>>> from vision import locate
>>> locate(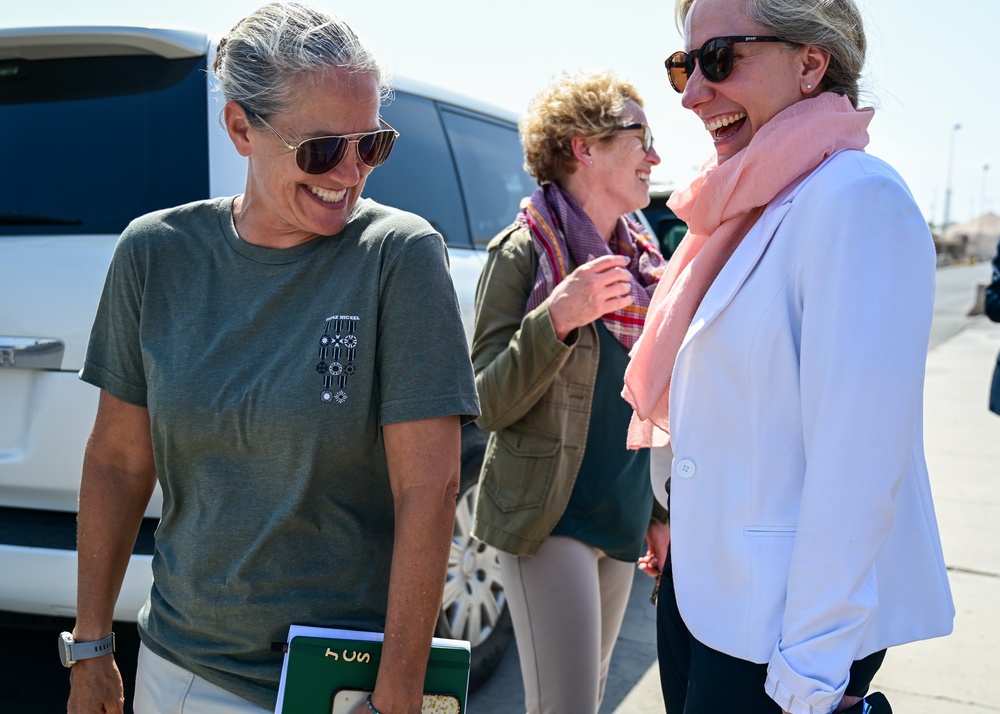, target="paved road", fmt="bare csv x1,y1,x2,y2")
929,261,992,348
2,261,993,713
